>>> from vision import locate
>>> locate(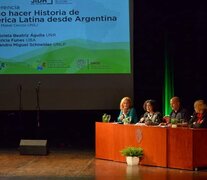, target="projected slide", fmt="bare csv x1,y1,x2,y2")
0,0,131,74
